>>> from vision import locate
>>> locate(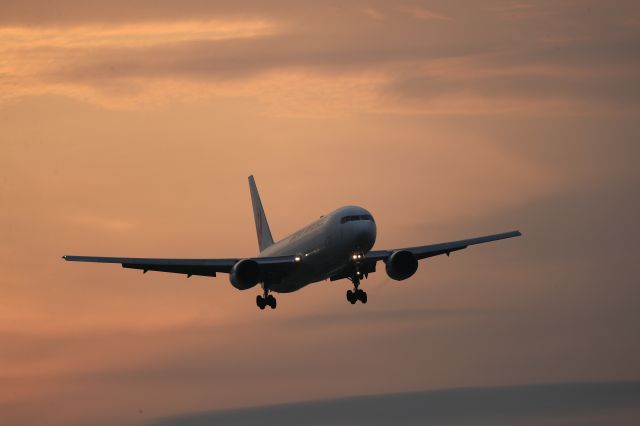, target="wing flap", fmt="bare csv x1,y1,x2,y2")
122,263,219,277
